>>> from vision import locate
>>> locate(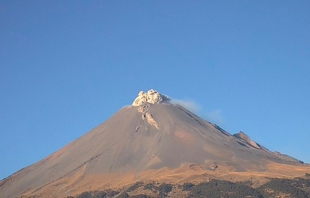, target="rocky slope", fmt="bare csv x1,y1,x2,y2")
1,89,309,198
